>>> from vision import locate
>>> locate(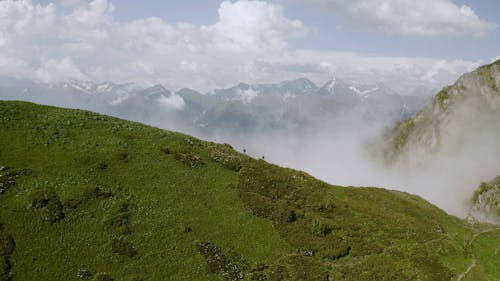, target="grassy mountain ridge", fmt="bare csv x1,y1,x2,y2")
0,101,498,280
